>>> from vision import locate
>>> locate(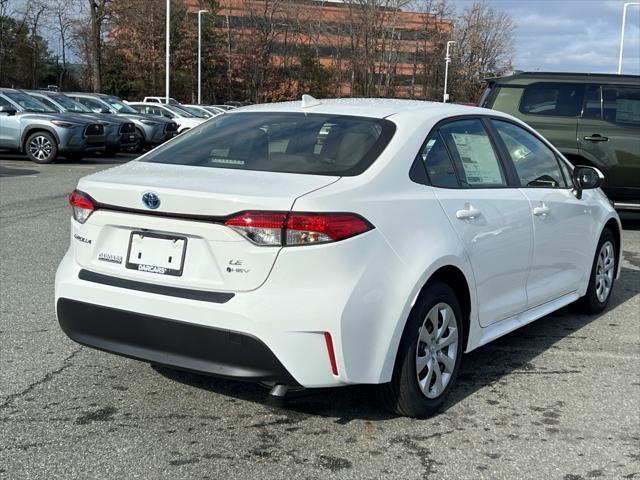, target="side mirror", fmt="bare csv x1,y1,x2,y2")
573,165,604,199
0,105,17,116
